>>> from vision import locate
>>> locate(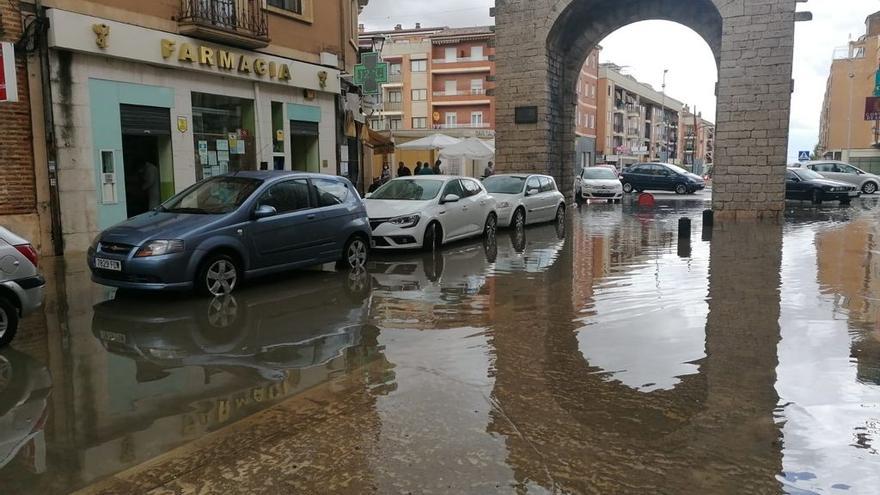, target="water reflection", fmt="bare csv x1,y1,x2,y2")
0,349,52,476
